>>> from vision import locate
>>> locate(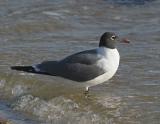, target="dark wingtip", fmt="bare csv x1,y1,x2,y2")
10,66,33,71
11,66,17,70
11,66,23,70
